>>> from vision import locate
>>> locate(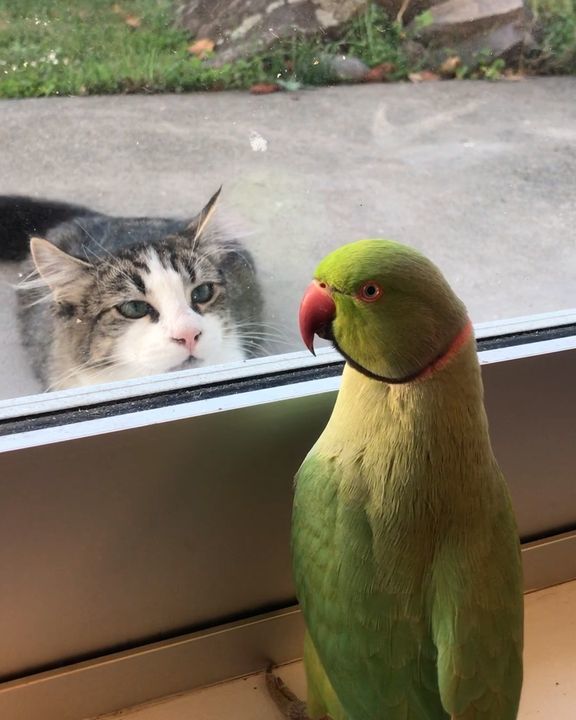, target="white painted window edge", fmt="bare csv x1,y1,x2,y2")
0,332,575,454
0,308,575,423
